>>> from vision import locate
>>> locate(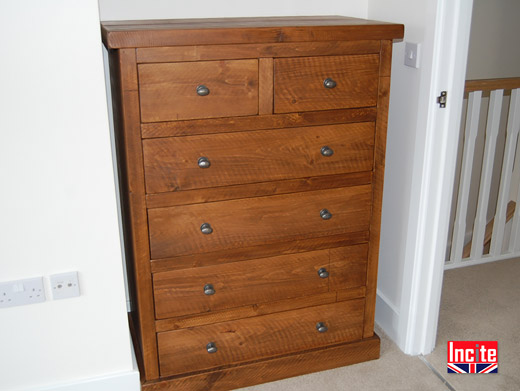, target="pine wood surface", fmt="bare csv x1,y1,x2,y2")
108,49,159,379
274,54,379,113
148,185,372,259
150,231,370,273
157,299,365,376
364,55,392,337
155,286,366,332
141,107,377,138
153,244,368,319
136,40,381,63
139,60,258,122
102,16,404,48
146,171,373,209
143,334,380,390
142,123,375,193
